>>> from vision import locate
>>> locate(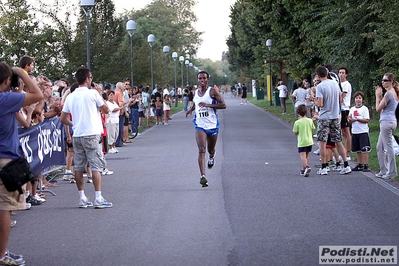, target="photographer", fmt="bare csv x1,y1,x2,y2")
0,62,43,265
